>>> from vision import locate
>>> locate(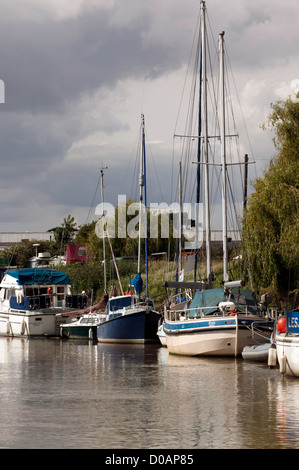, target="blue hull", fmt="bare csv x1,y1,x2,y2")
97,309,161,343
